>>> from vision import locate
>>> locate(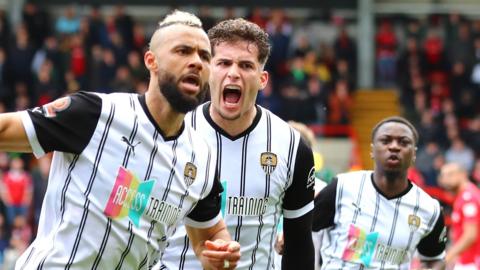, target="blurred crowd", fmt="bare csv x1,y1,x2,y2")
0,2,480,268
